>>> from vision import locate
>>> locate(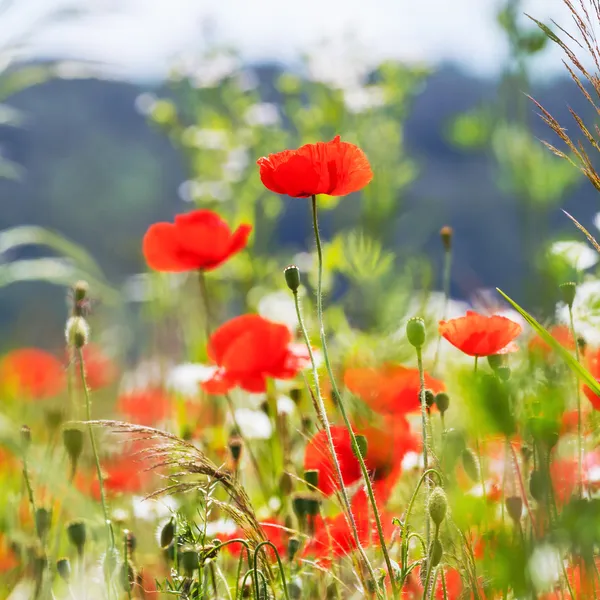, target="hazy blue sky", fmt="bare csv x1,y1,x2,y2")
2,0,576,79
